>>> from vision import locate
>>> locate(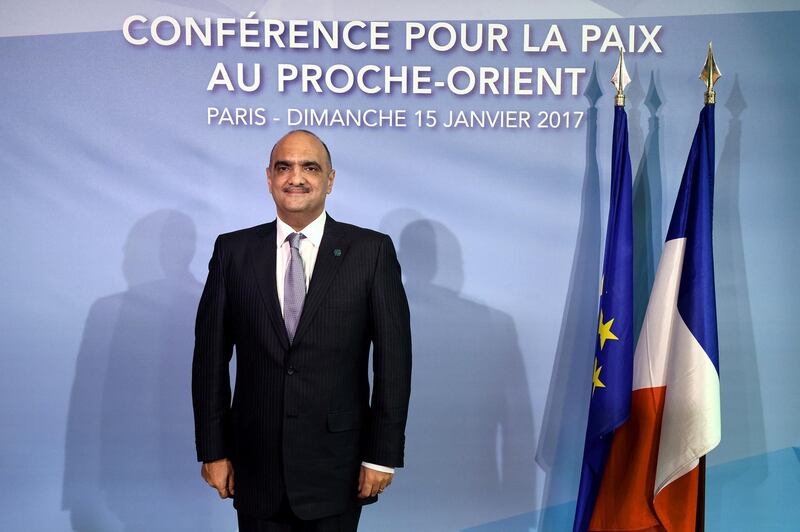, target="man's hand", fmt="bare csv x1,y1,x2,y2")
201,458,235,499
358,465,393,498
